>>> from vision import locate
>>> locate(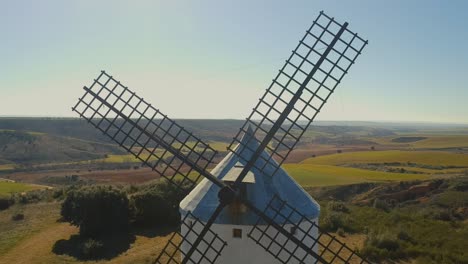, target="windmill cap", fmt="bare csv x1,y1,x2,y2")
180,129,320,225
